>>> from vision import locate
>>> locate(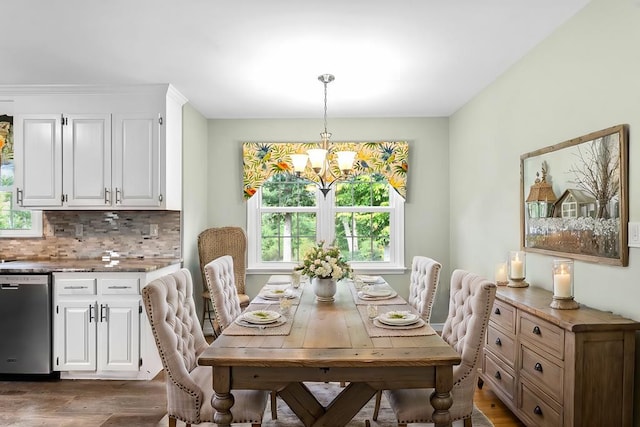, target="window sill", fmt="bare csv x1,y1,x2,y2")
248,264,407,276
